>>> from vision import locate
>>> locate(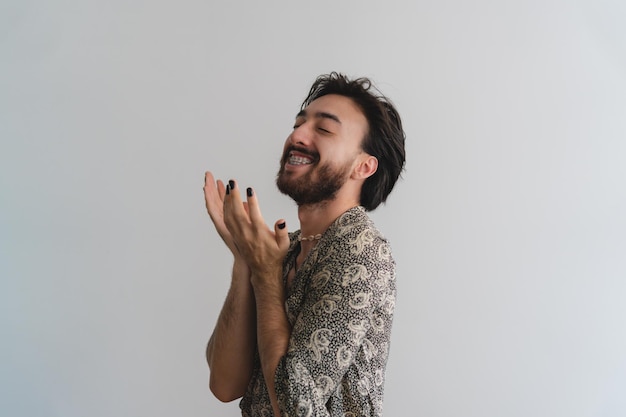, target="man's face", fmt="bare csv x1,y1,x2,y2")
276,94,369,206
